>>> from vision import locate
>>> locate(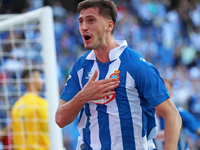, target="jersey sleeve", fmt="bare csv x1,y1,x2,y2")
60,64,81,102
134,61,170,107
178,107,200,133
